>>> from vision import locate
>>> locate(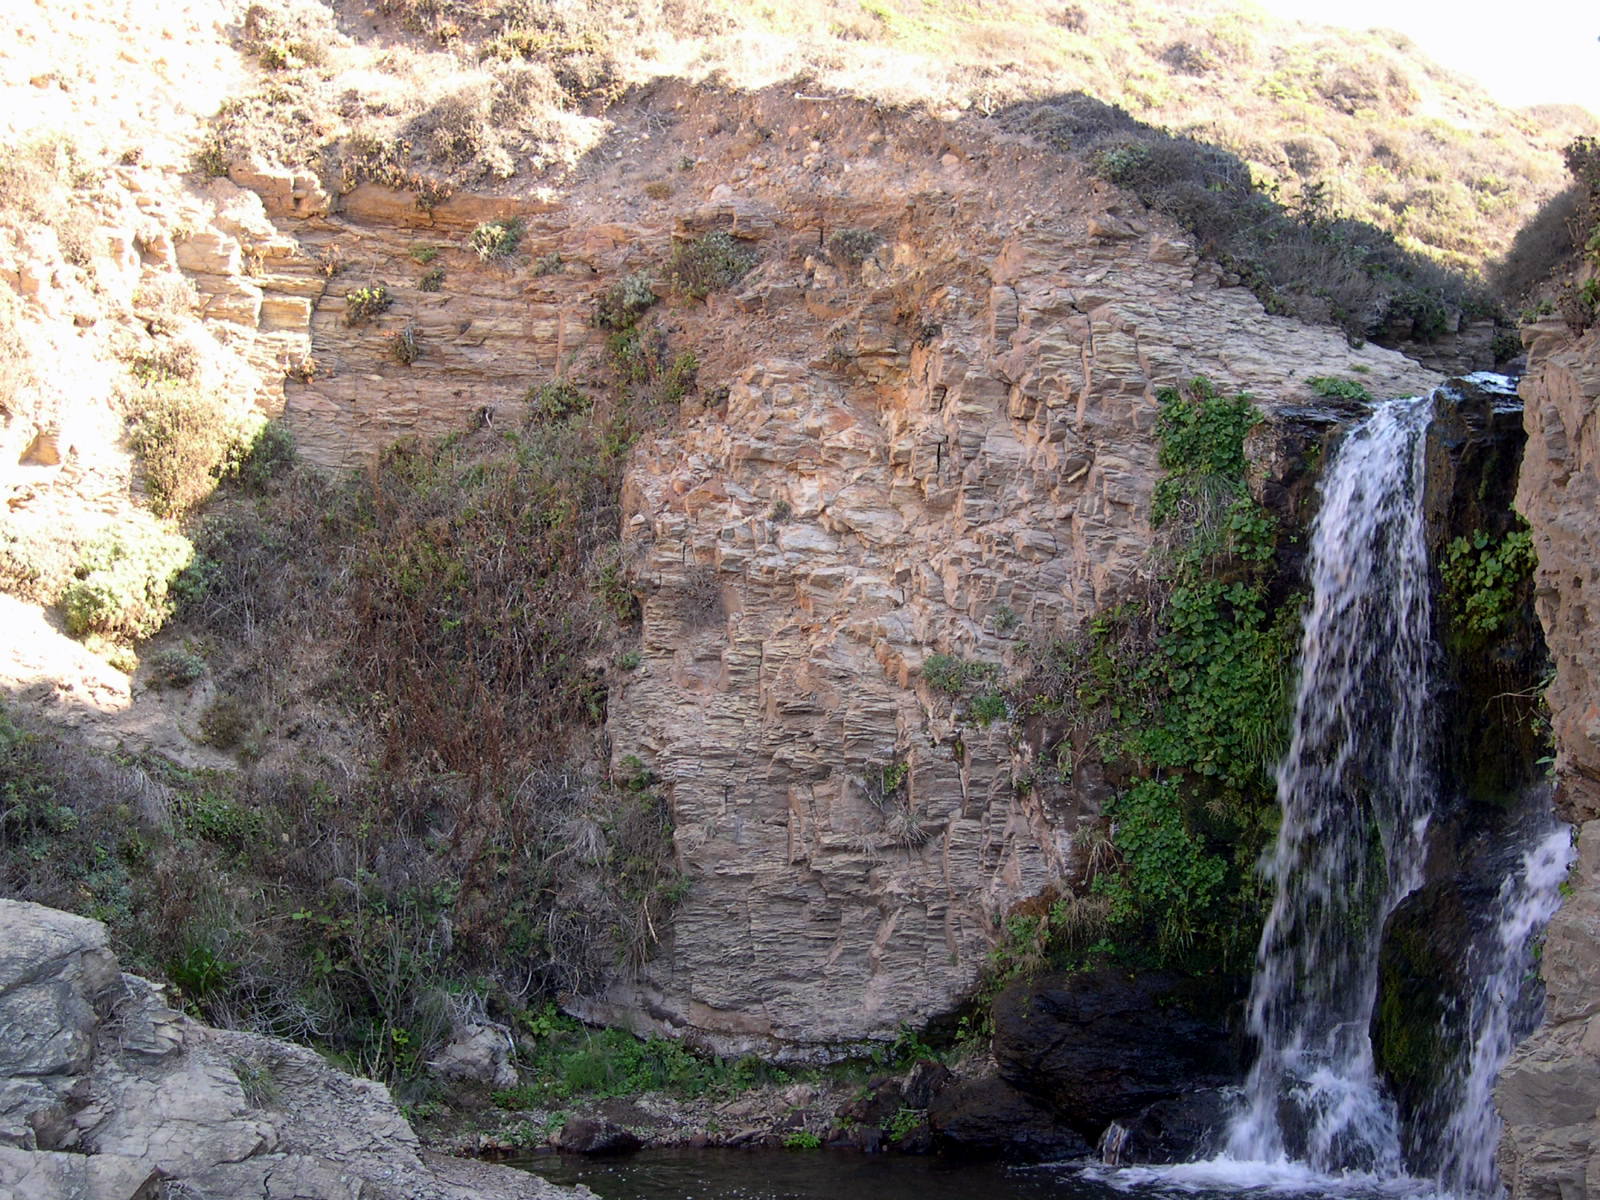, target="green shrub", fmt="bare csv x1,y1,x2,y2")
922,652,1001,696
668,231,758,299
389,324,421,365
527,380,589,419
594,272,658,329
784,1130,822,1150
1440,525,1537,641
345,284,392,325
969,693,1009,726
662,350,698,402
827,228,883,267
147,645,206,688
419,266,445,292
125,376,256,520
60,523,194,641
470,218,524,262
1306,375,1374,403
198,696,253,751
235,420,296,493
